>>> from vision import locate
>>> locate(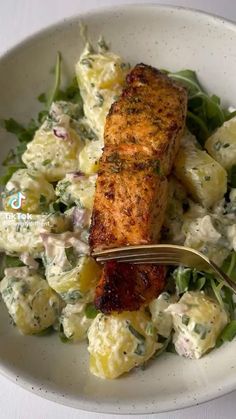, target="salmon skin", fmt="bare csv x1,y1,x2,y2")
89,63,187,313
